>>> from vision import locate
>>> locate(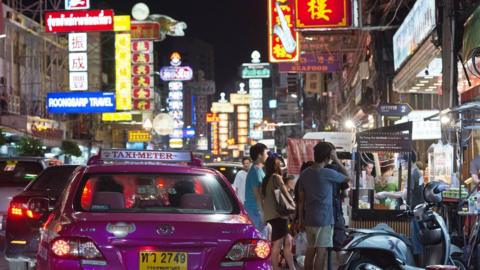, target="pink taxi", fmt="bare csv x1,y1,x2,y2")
36,149,271,270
